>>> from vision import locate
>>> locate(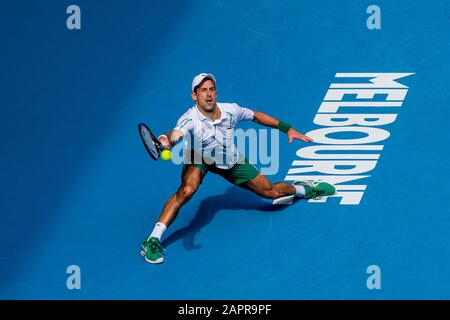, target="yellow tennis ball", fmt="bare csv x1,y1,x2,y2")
161,149,172,161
